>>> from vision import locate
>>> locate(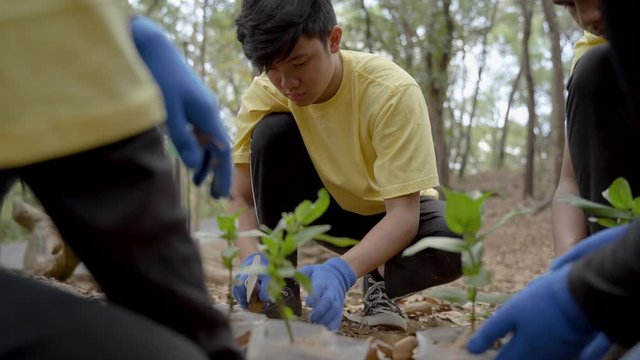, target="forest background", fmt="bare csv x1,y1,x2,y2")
1,0,580,246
